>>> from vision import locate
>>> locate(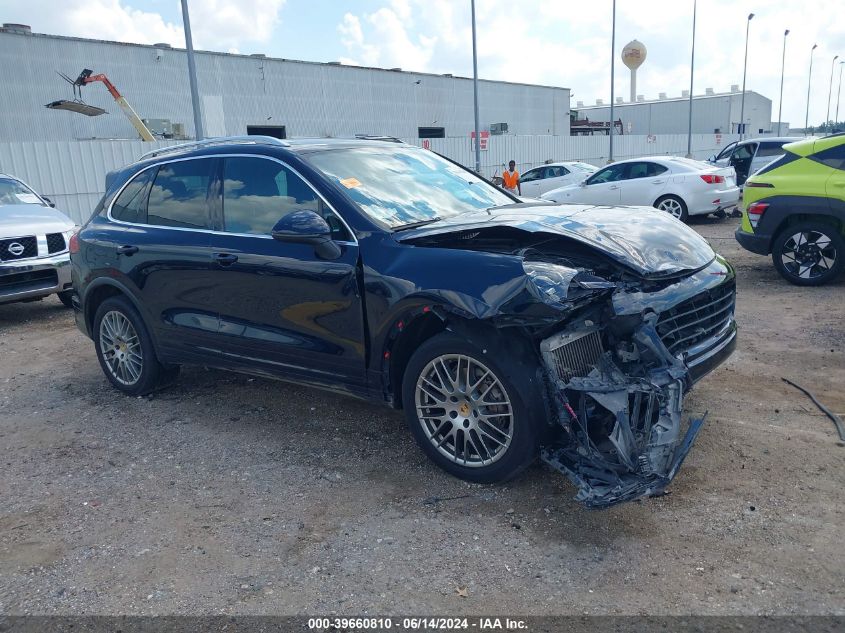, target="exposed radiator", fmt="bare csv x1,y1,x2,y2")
540,327,604,384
